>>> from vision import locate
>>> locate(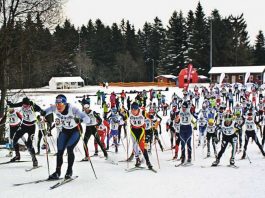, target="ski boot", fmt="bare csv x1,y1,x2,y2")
93,151,98,156
32,155,38,167
207,151,210,157
103,151,108,159
65,169,73,180
180,156,185,164
49,171,60,180
115,145,118,153
212,158,220,166
187,158,192,163
126,152,134,162
230,158,235,165
241,151,246,159
173,153,178,160
106,145,109,151
146,161,153,169
135,157,141,167
10,155,20,162
148,148,152,154
81,156,89,161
